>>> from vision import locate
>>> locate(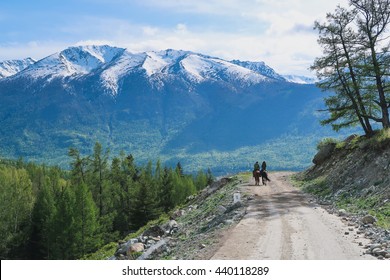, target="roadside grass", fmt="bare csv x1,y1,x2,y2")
292,174,390,229
335,195,390,229
292,175,332,198
82,215,170,260
238,172,252,181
